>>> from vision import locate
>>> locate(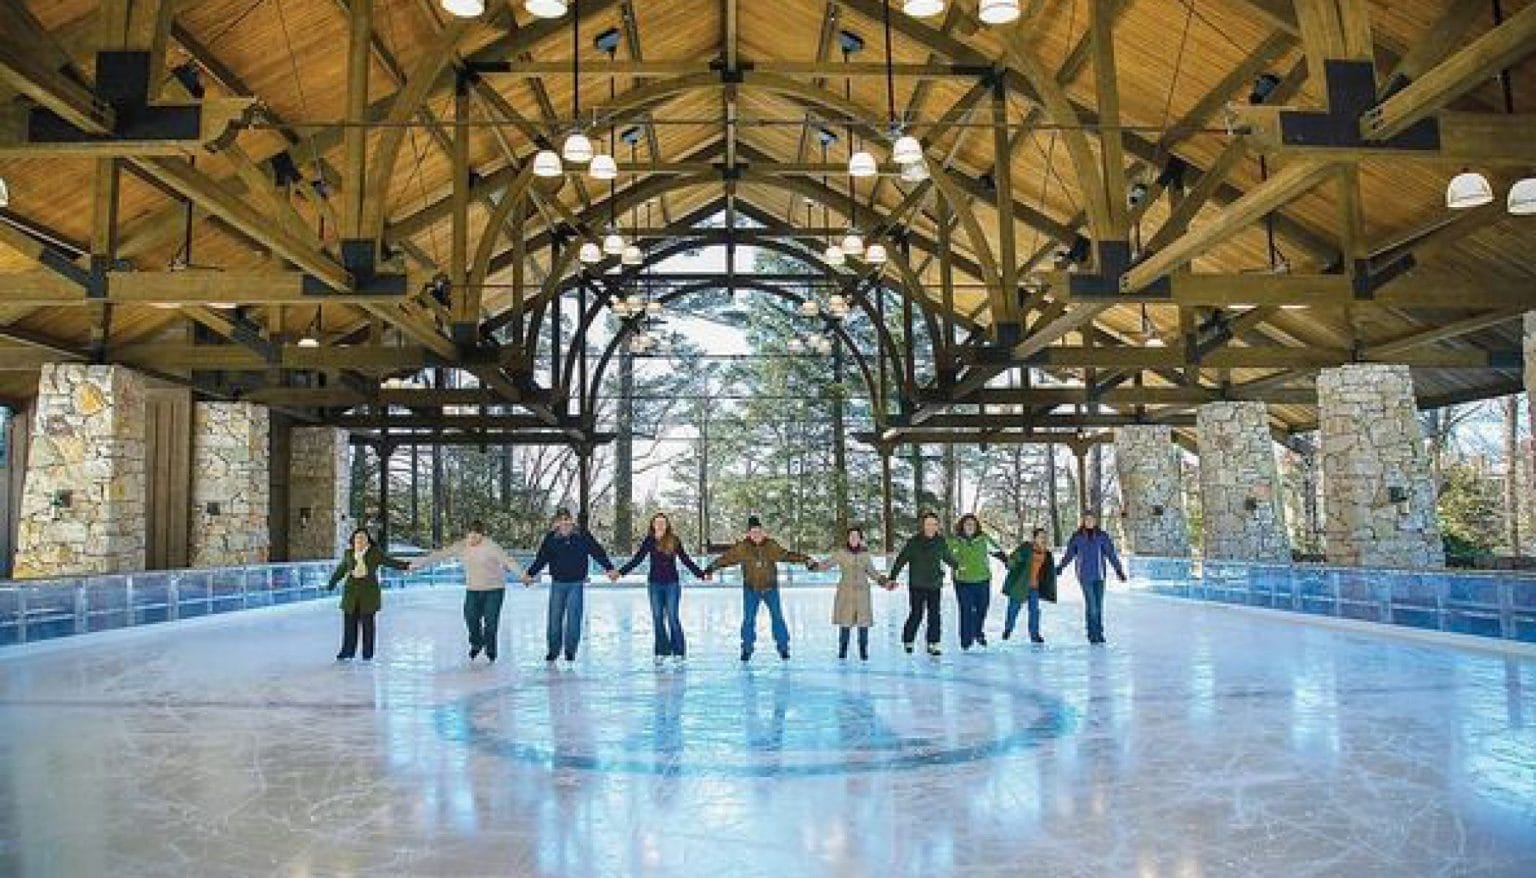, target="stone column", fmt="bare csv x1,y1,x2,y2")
1197,401,1291,563
190,403,270,567
1317,364,1444,568
1525,313,1535,408
1112,425,1190,556
288,427,352,560
13,364,147,577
